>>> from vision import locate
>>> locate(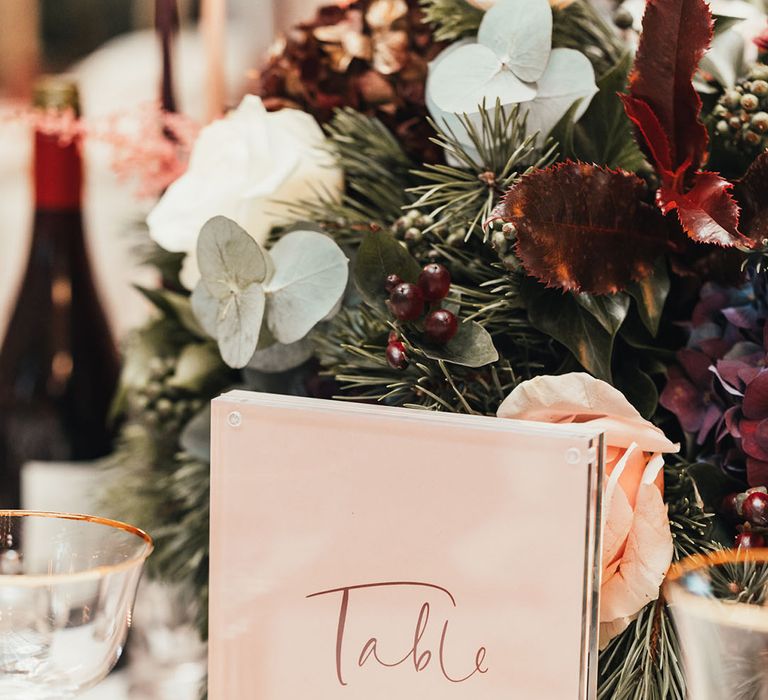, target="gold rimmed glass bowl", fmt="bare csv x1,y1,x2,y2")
0,511,152,699
665,548,768,700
